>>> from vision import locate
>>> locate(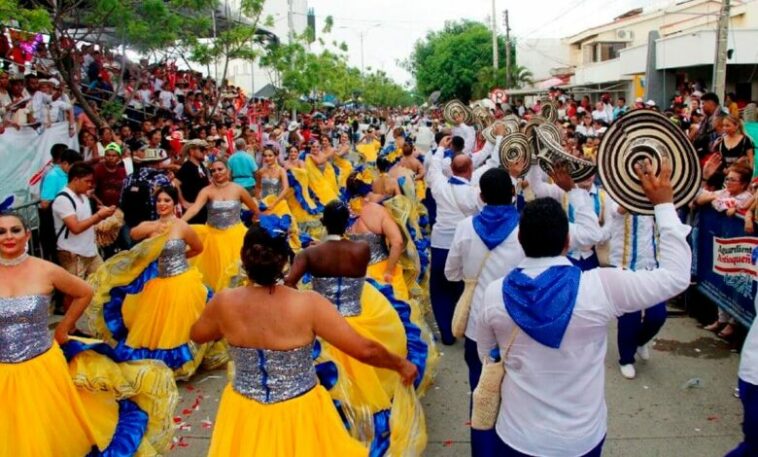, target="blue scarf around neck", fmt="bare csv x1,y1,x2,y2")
473,205,520,250
448,176,468,186
503,265,581,349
